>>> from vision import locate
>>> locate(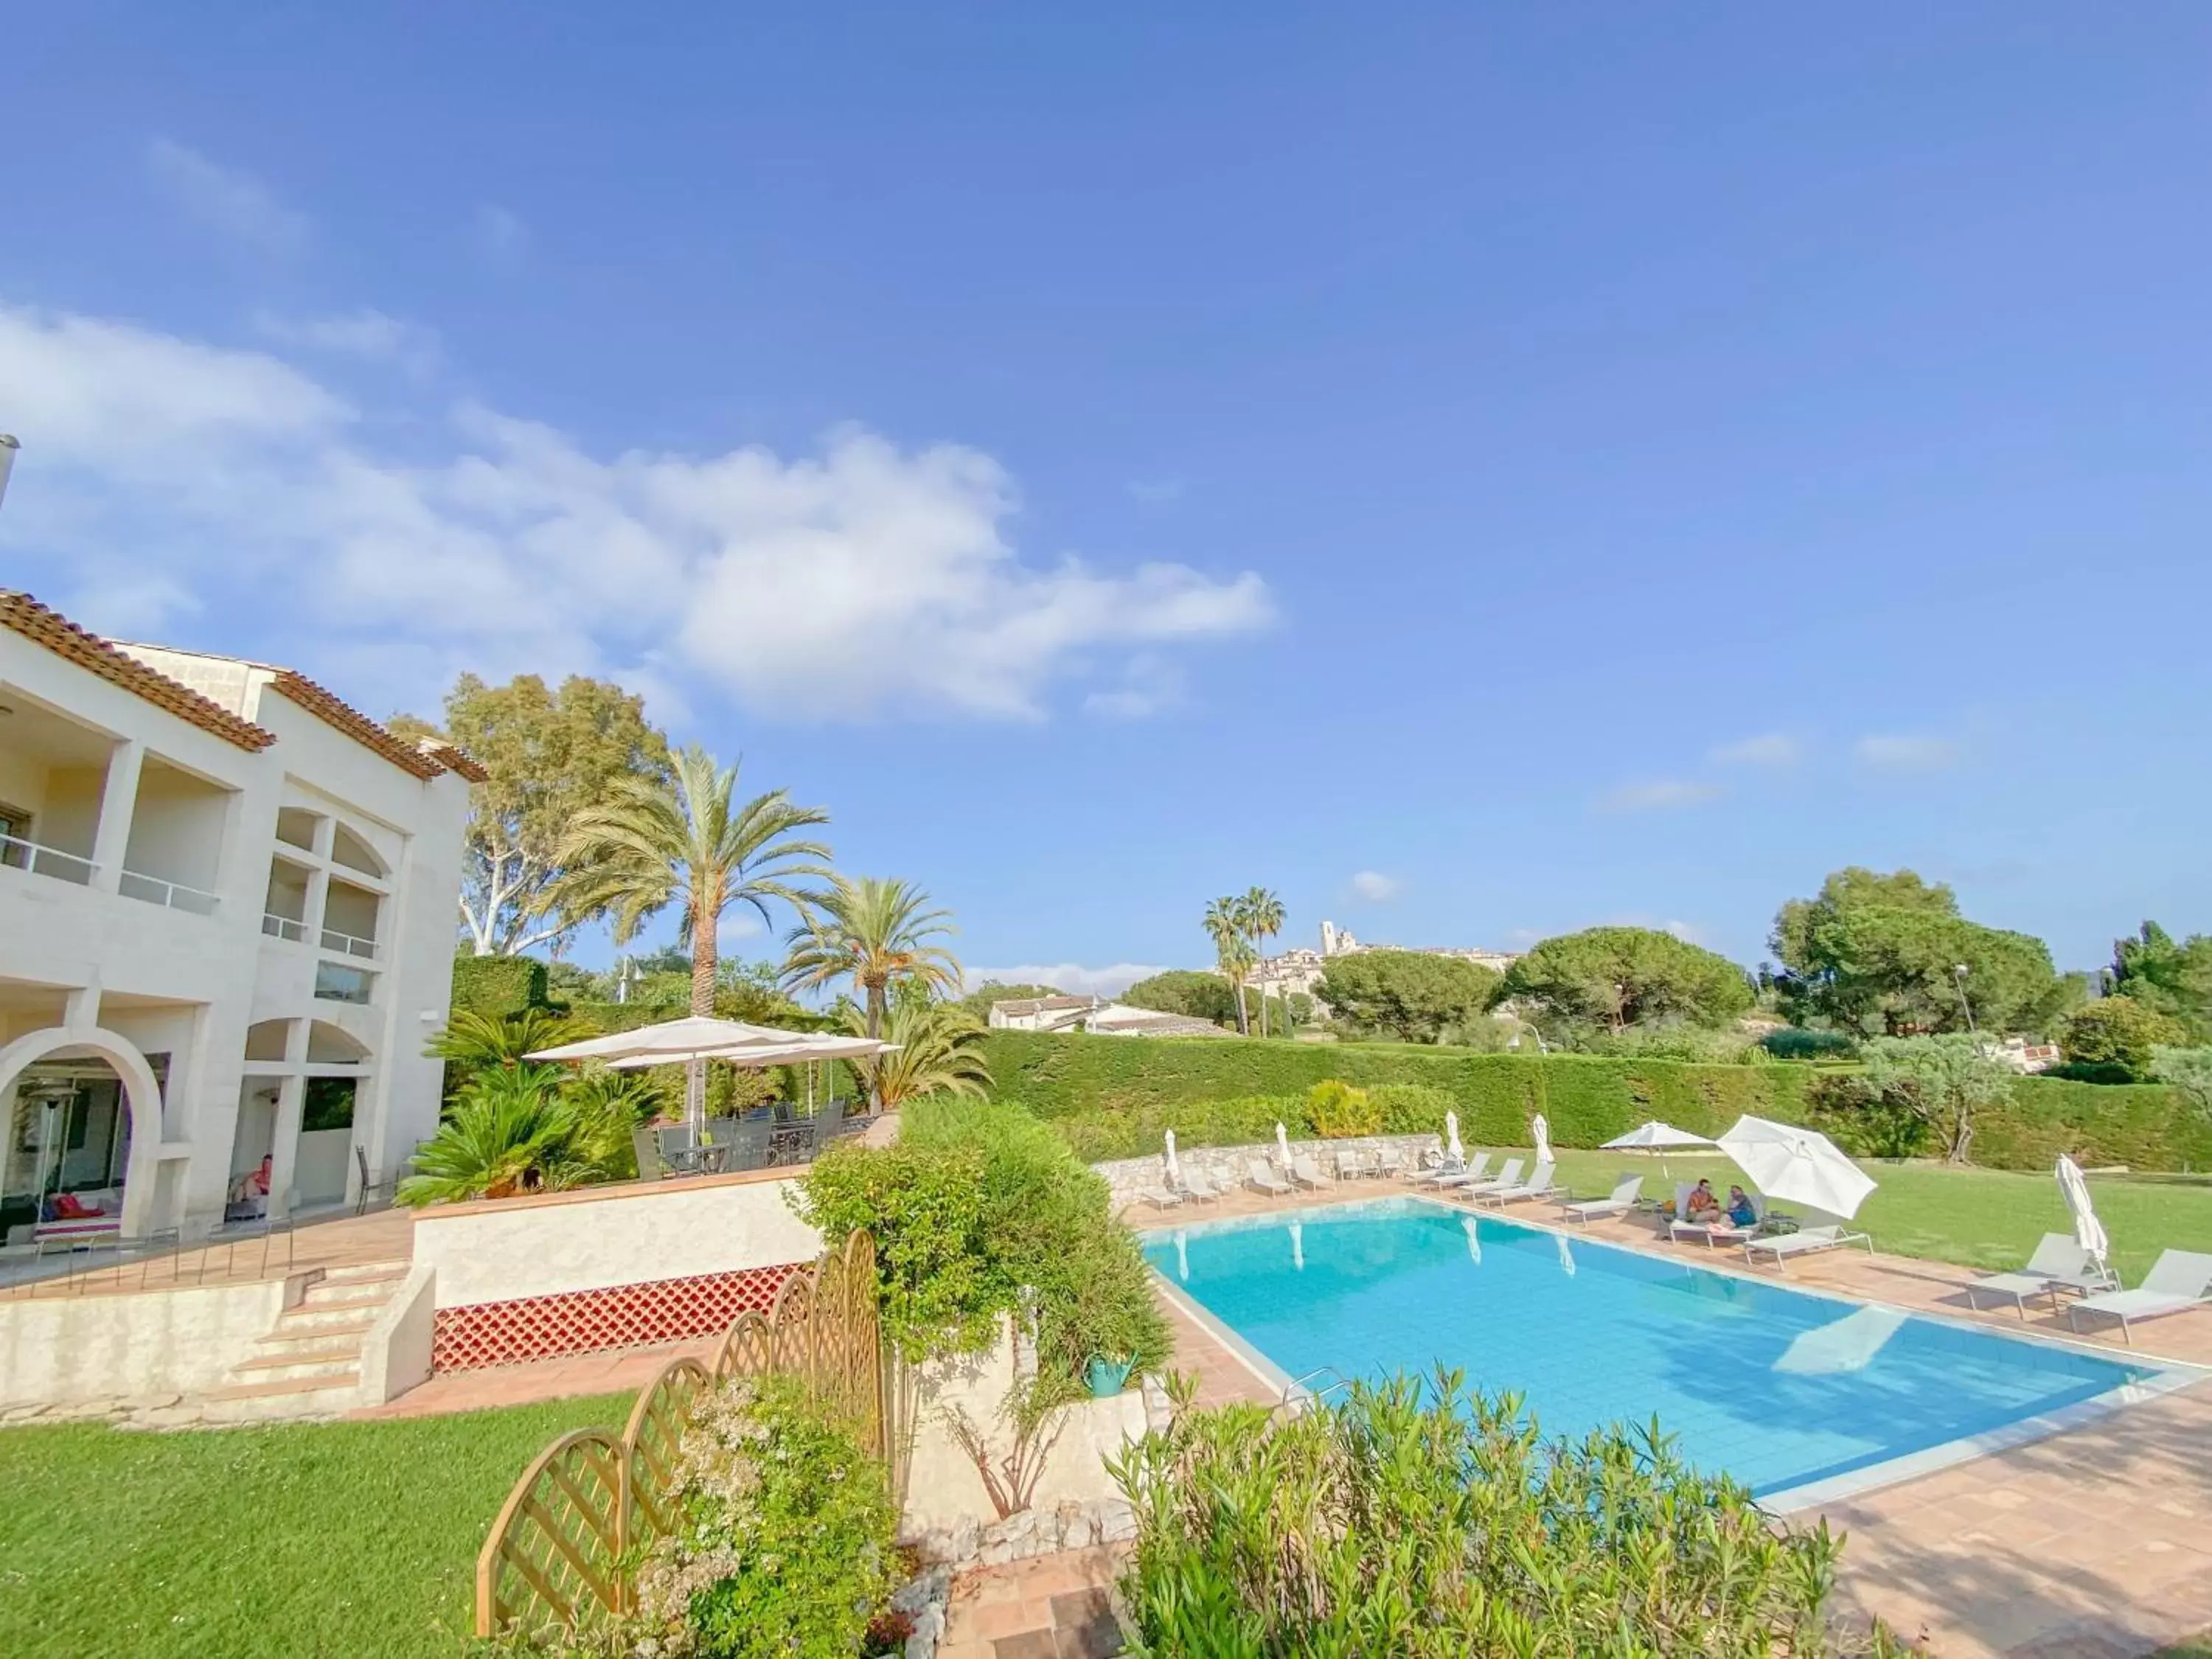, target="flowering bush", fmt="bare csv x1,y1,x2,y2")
615,1377,899,1659
1304,1079,1382,1138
